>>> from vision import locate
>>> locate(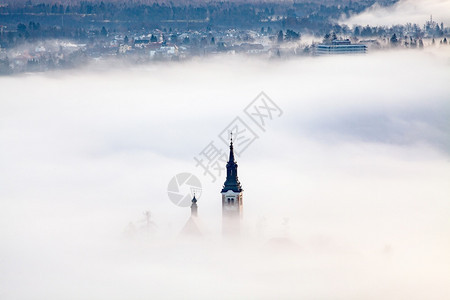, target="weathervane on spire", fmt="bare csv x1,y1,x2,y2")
230,131,233,144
